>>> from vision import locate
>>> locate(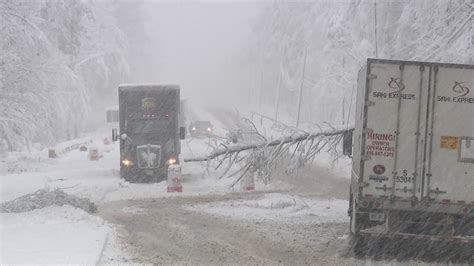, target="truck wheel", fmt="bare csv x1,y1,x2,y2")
349,191,366,257
348,189,353,217
156,169,167,183
120,168,127,179
458,219,474,236
350,233,368,258
350,191,371,233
